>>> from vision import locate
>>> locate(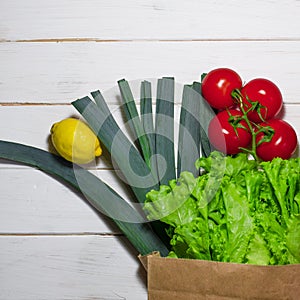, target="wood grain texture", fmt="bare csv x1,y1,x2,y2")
1,0,300,40
1,1,300,299
0,168,126,234
0,104,299,163
1,41,300,103
0,235,147,300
